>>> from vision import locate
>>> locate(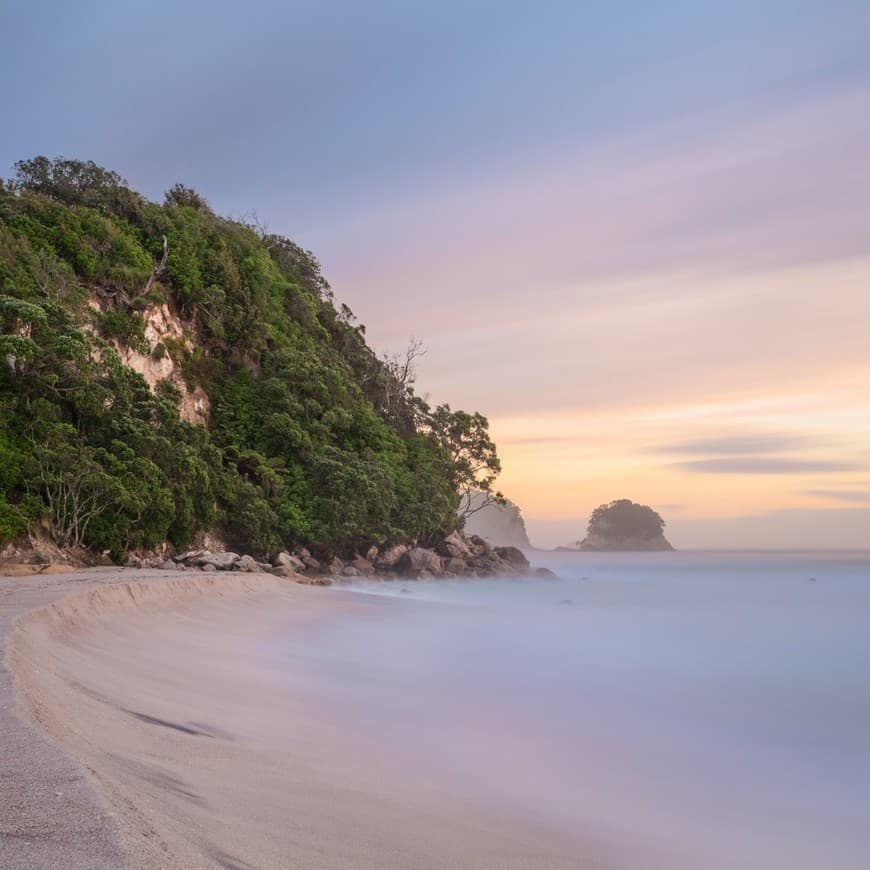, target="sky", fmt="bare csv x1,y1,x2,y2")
2,0,869,548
